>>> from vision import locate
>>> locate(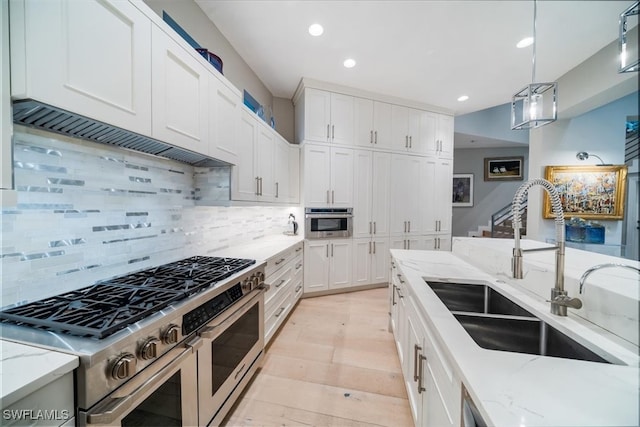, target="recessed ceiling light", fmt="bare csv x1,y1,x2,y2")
517,37,534,48
343,58,356,68
457,95,469,102
308,23,324,36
